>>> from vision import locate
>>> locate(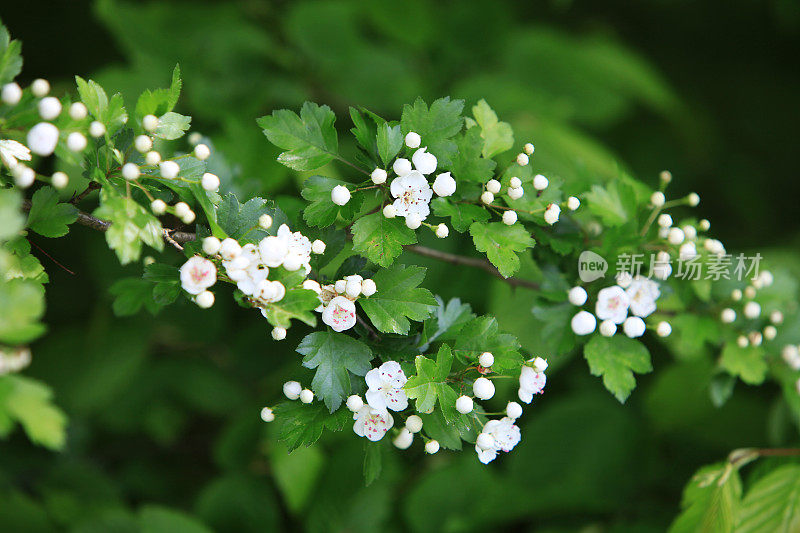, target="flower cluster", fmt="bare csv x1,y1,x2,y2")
306,275,377,332
569,276,665,339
